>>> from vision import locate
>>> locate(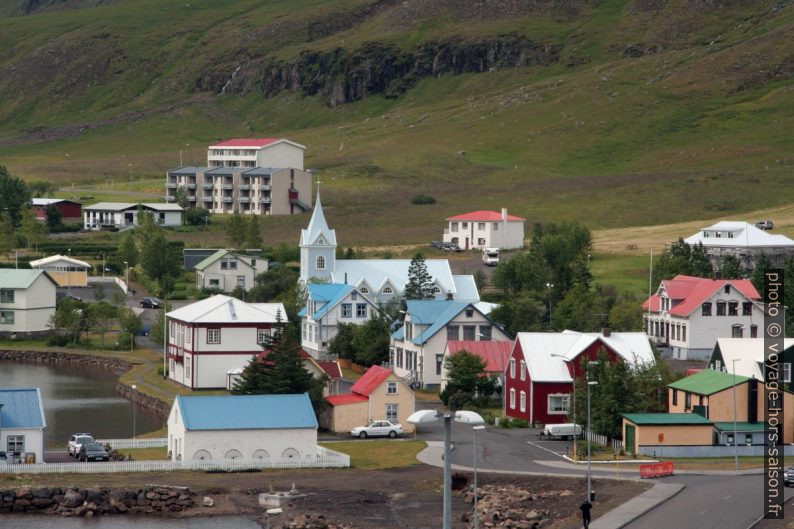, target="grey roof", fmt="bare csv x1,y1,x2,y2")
241,167,284,176
0,269,57,289
205,167,238,176
31,198,80,206
168,166,207,176
84,202,183,212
